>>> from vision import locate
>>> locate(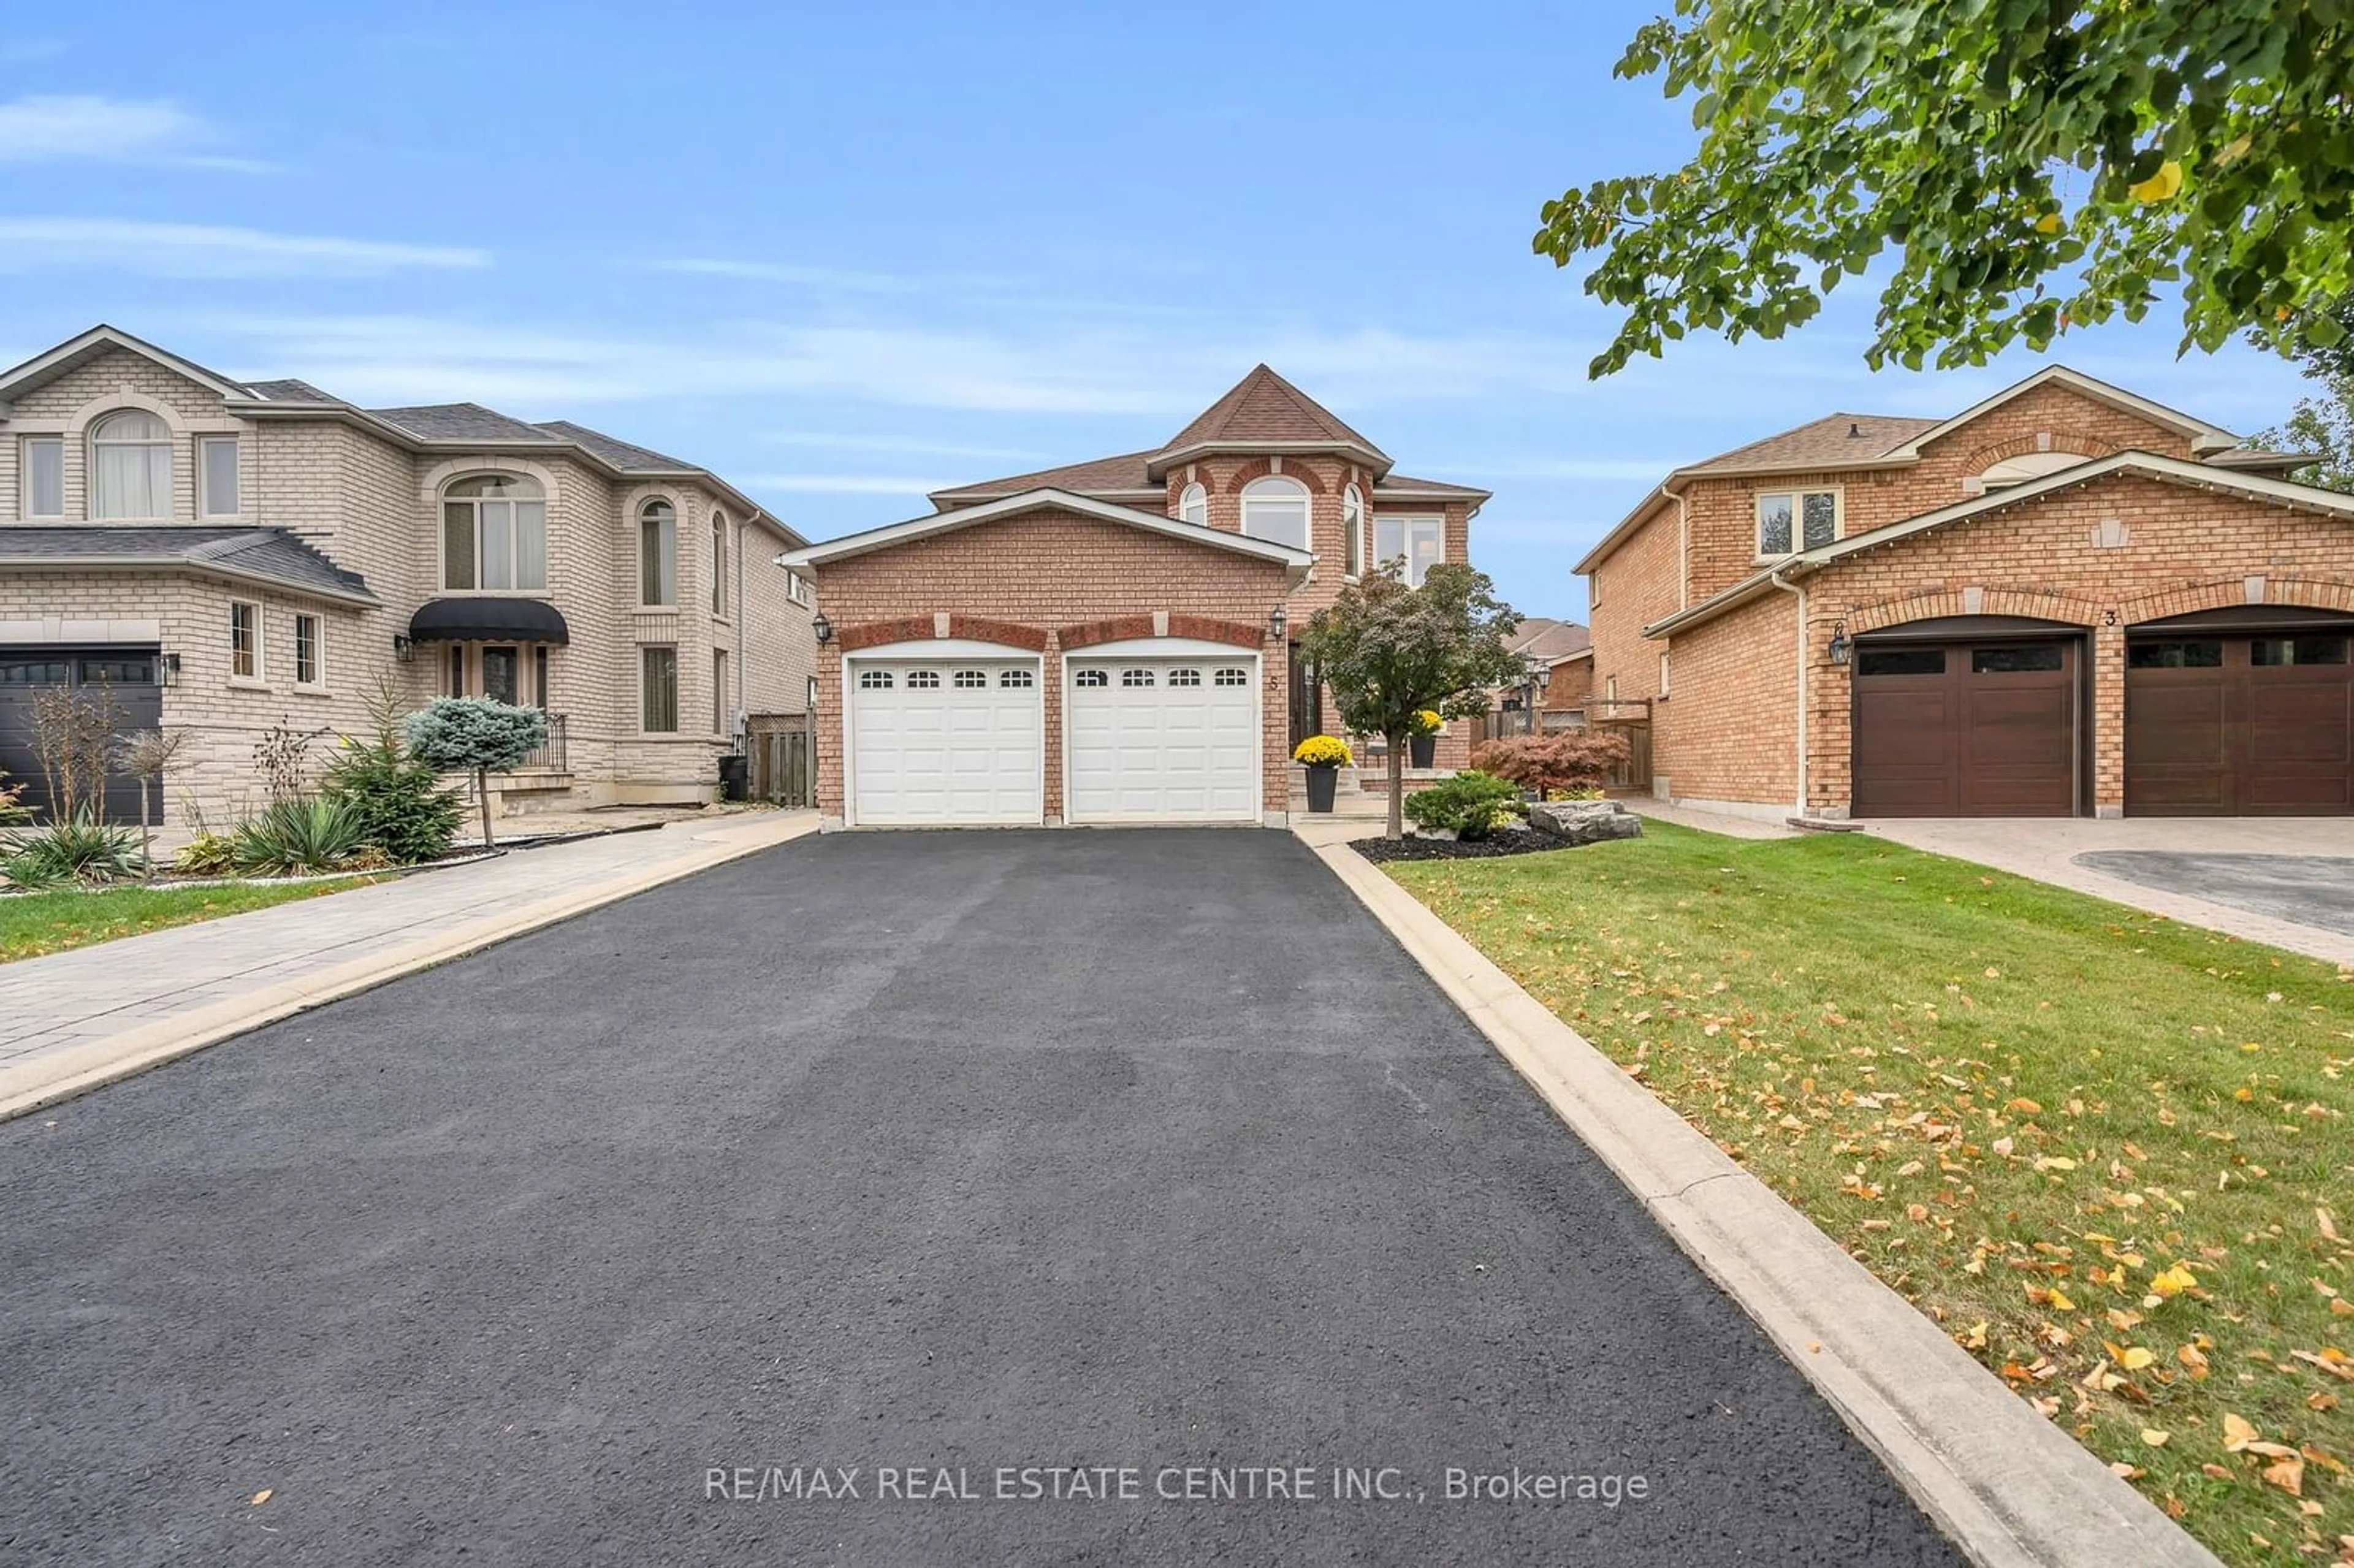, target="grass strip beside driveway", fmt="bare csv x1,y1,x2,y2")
0,878,386,964
1386,821,2353,1568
